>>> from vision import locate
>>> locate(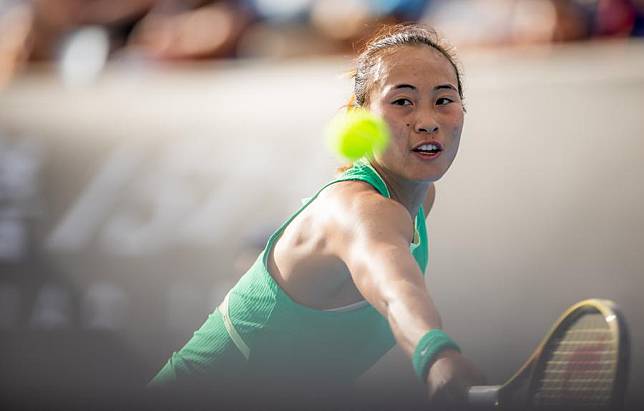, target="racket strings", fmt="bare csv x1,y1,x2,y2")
532,312,618,409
